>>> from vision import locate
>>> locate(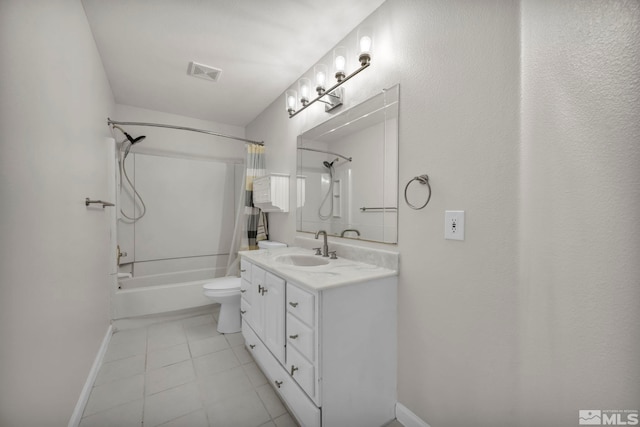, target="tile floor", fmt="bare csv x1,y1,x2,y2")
80,307,405,427
80,307,297,427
